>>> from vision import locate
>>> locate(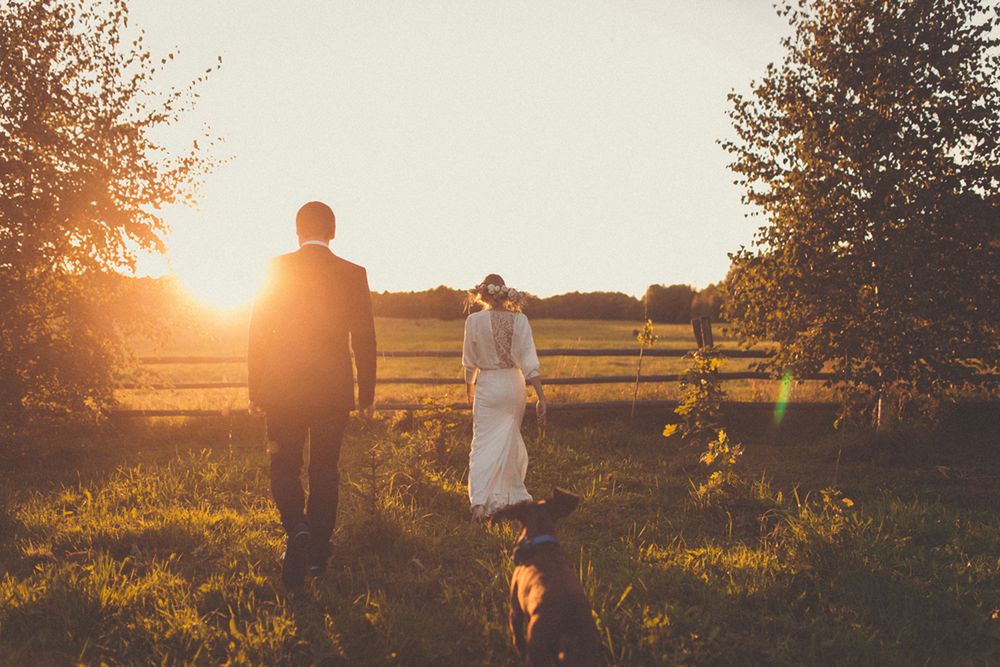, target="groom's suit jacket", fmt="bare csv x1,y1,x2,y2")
248,244,376,412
